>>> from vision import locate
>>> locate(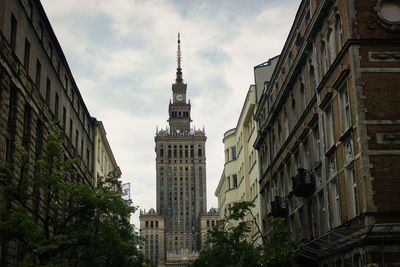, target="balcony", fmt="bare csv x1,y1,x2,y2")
292,168,315,198
270,196,288,218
